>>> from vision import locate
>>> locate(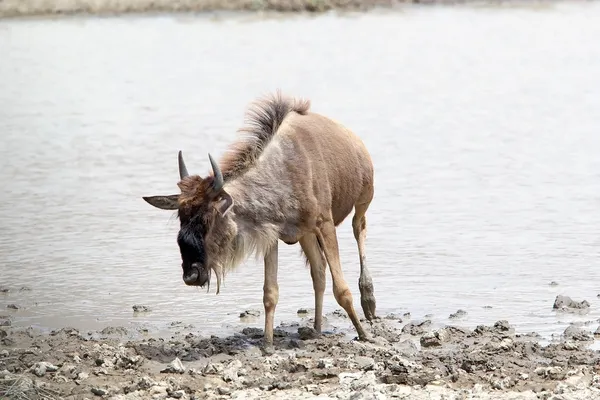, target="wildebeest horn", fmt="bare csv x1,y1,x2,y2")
208,153,224,192
178,150,189,180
